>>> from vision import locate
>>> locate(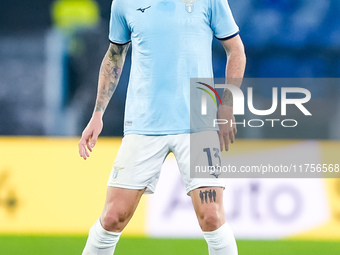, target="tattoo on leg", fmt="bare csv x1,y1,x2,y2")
199,190,204,204
199,189,217,204
213,189,216,202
